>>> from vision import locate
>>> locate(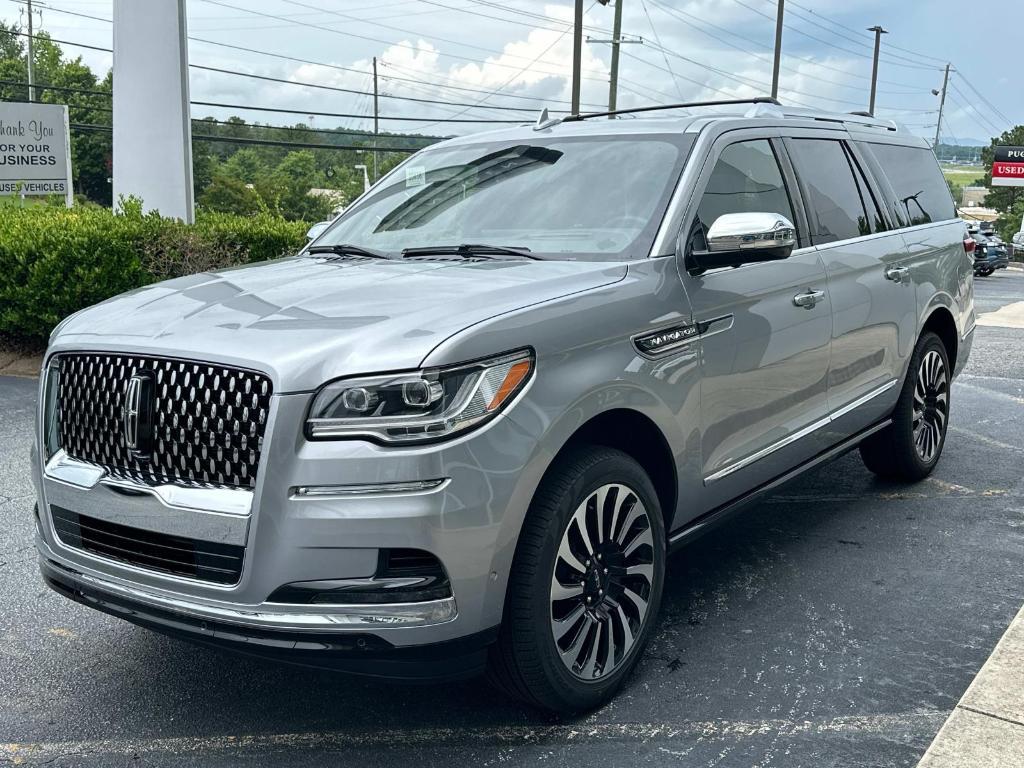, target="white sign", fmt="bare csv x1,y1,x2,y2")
0,103,73,206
